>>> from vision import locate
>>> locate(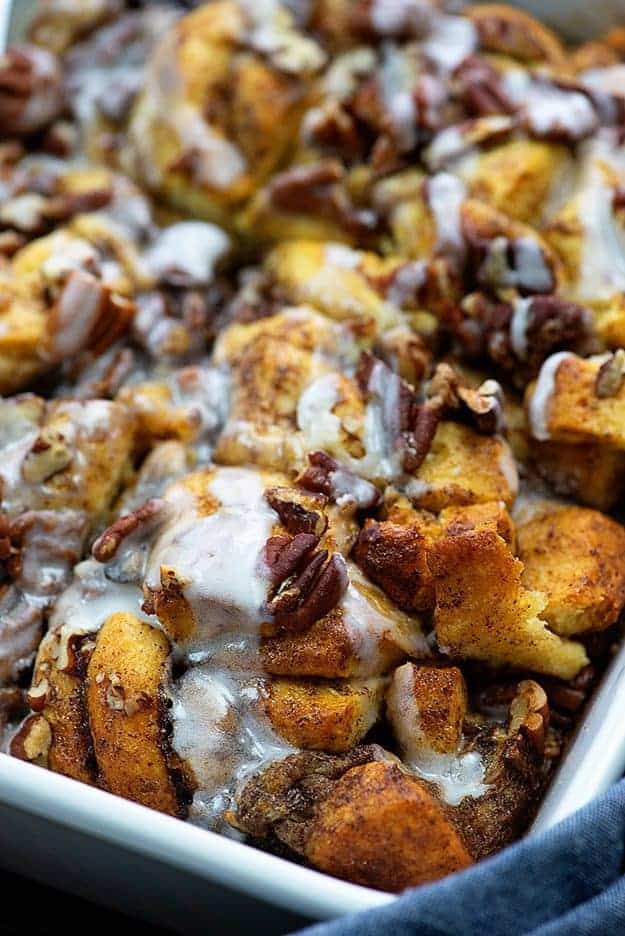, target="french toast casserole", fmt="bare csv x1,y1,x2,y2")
3,0,625,894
